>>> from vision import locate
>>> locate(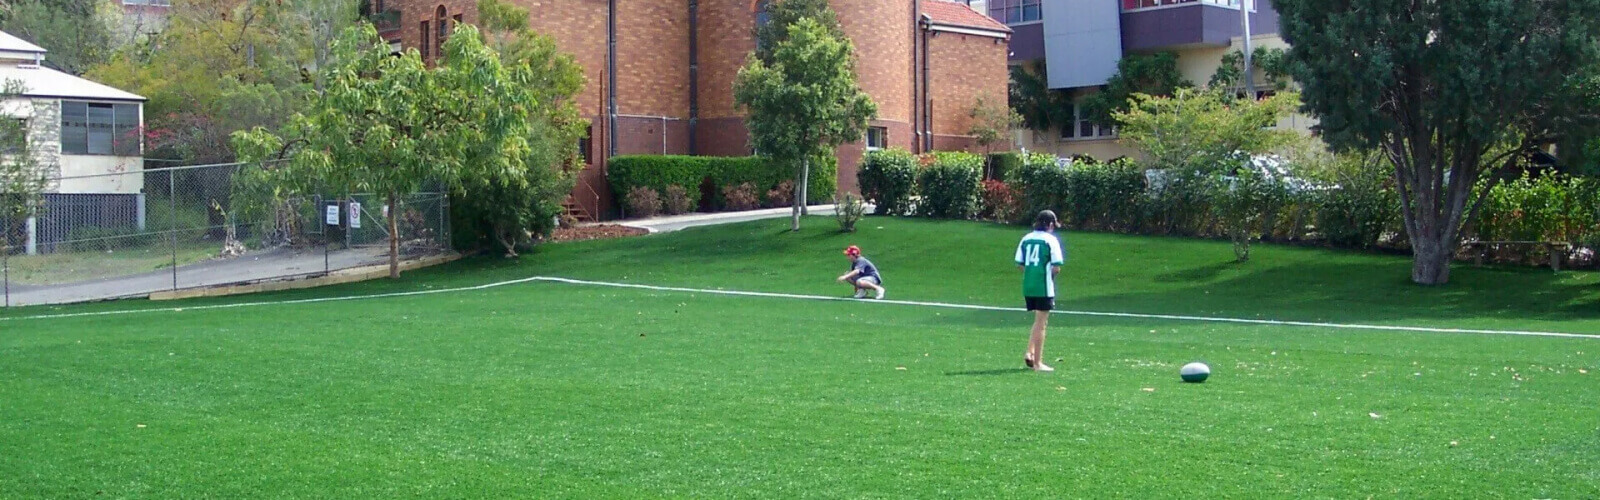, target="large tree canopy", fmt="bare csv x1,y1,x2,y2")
1276,0,1600,284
